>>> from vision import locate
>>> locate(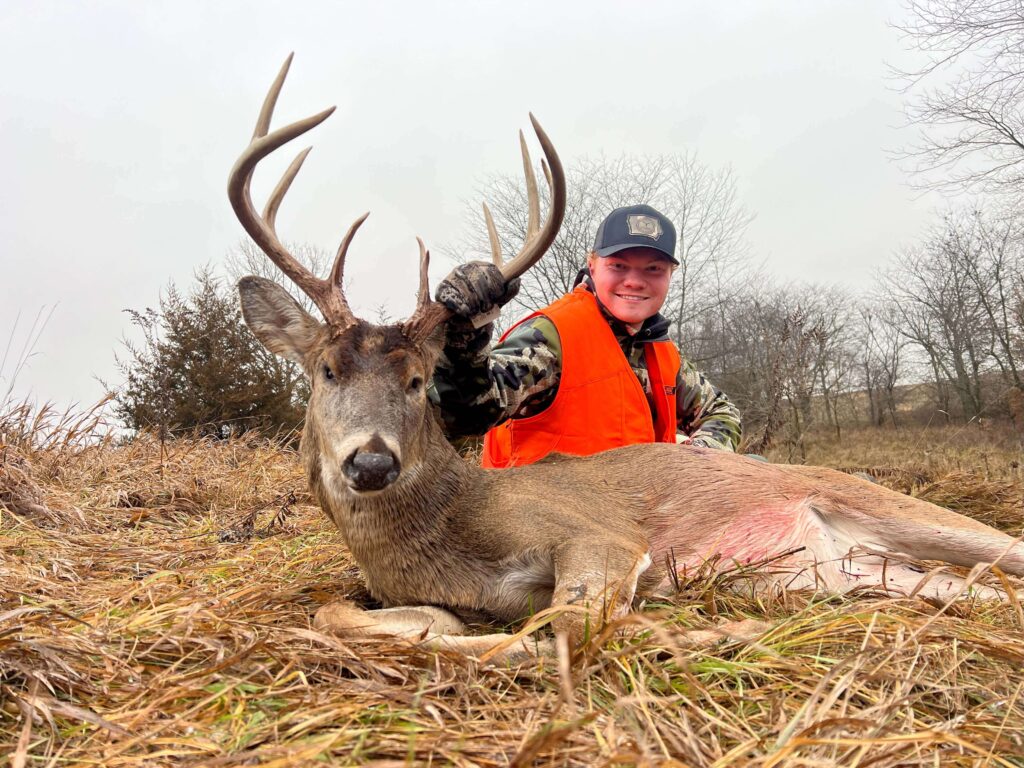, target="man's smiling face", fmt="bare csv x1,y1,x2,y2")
587,248,674,327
